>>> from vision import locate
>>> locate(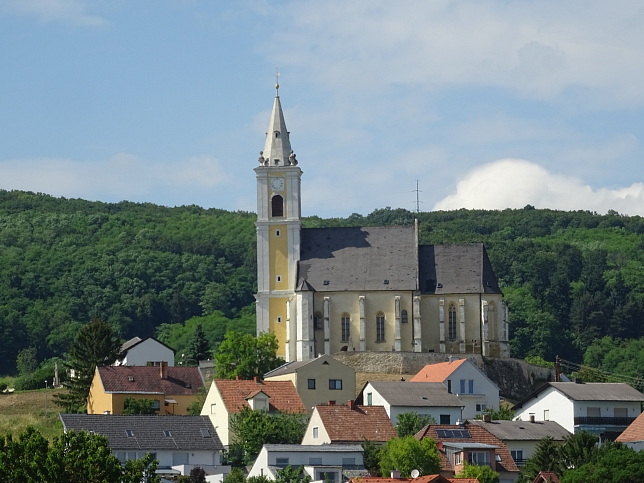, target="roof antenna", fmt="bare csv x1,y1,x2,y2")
275,68,280,97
